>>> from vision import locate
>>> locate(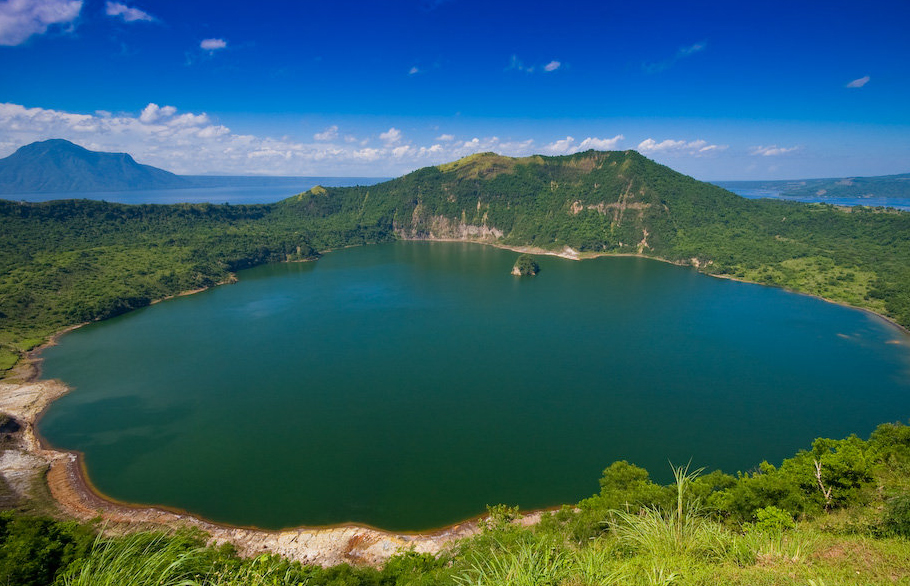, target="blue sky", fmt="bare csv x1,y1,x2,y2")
1,0,908,179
